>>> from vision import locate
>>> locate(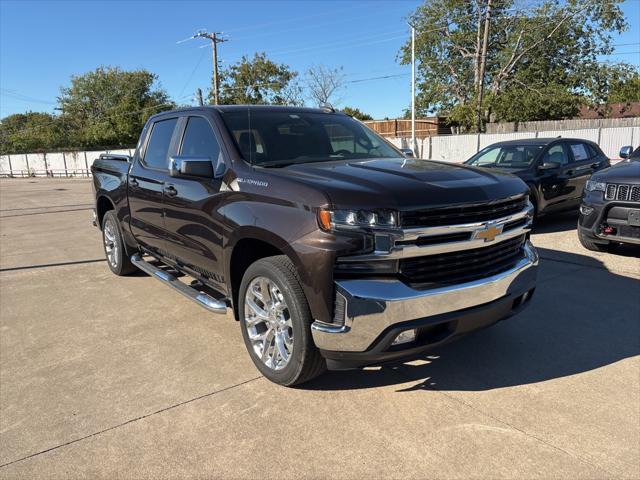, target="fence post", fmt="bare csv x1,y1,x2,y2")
597,127,602,146
84,151,89,177
428,135,432,160
24,154,30,176
476,133,481,153
43,152,48,176
8,154,12,176
62,151,68,177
